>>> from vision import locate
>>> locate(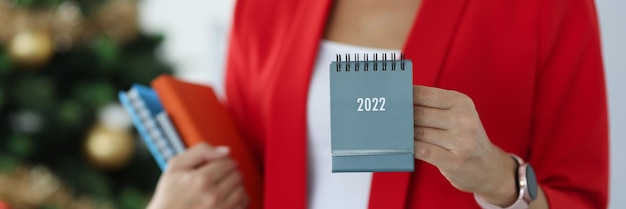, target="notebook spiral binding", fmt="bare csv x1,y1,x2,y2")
335,53,406,72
